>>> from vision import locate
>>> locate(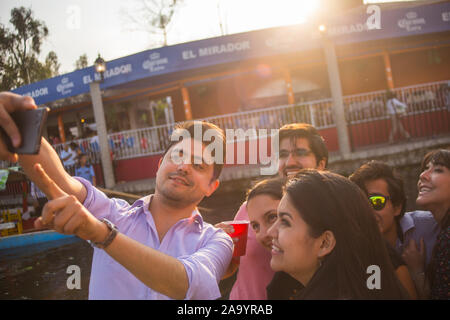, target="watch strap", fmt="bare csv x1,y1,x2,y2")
90,218,118,249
